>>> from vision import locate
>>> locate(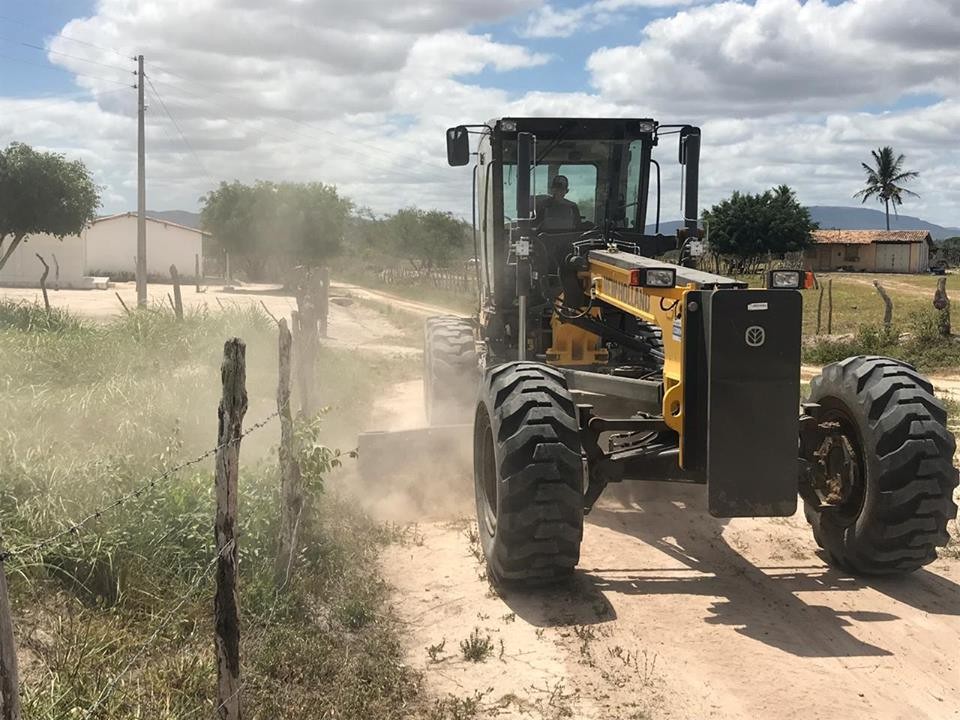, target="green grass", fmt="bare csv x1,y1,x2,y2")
0,299,423,719
802,308,960,372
